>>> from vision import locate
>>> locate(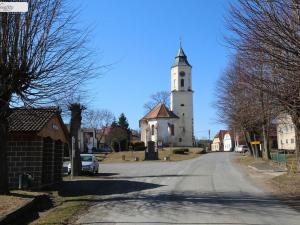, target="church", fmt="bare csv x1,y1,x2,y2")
140,46,194,147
